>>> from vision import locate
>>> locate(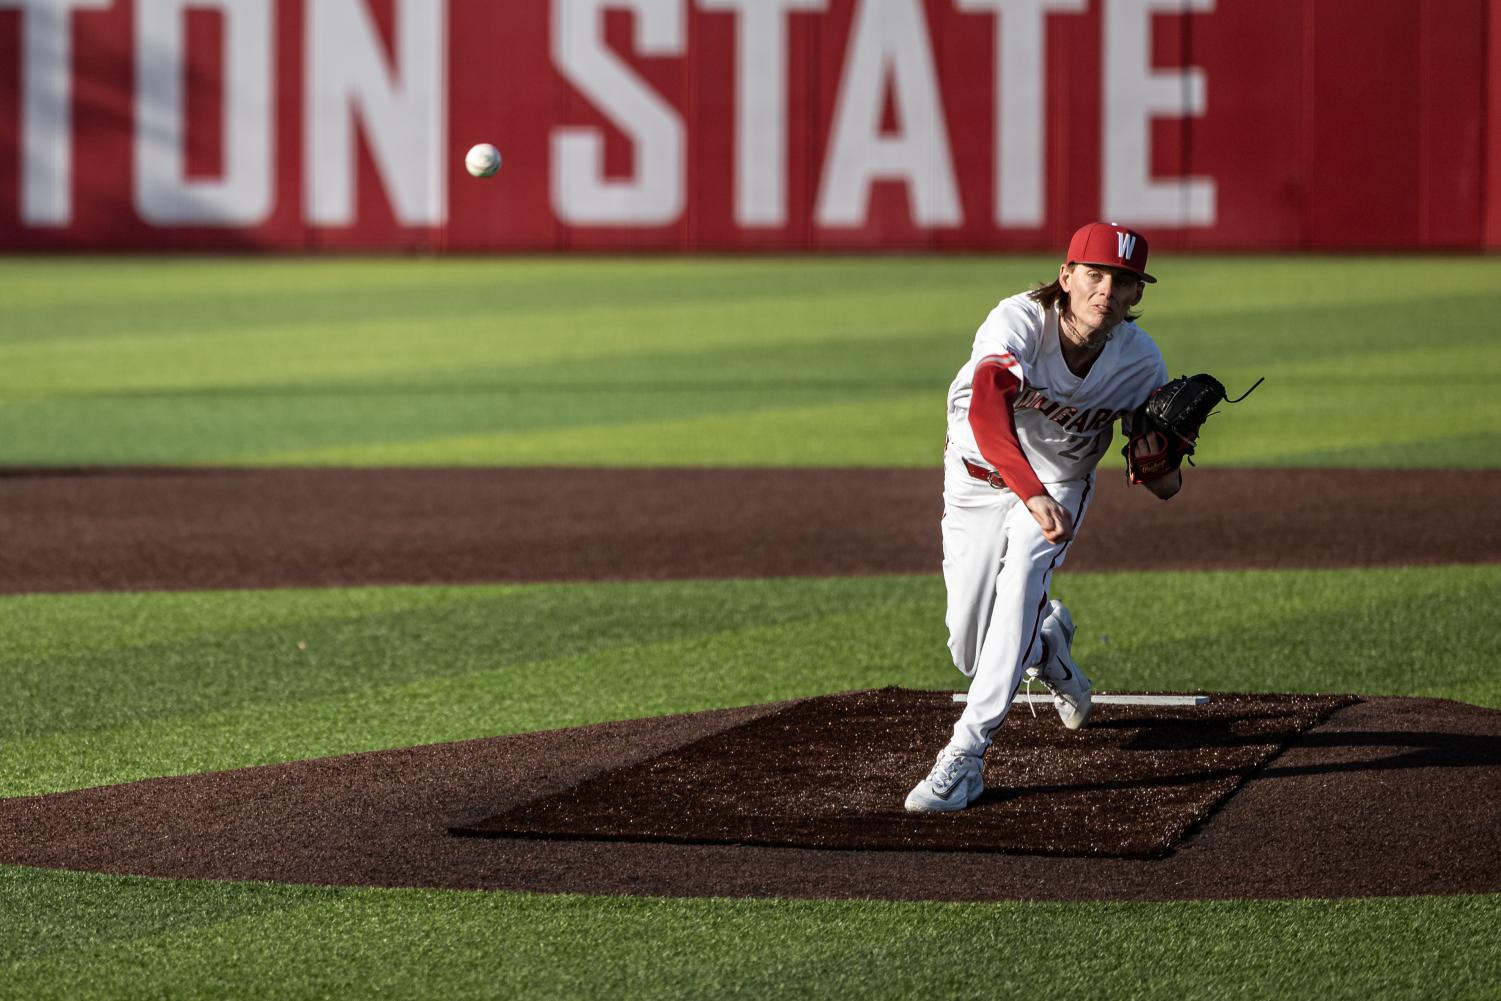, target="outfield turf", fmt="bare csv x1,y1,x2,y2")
4,867,1498,1001
2,256,1498,999
1,255,1497,467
